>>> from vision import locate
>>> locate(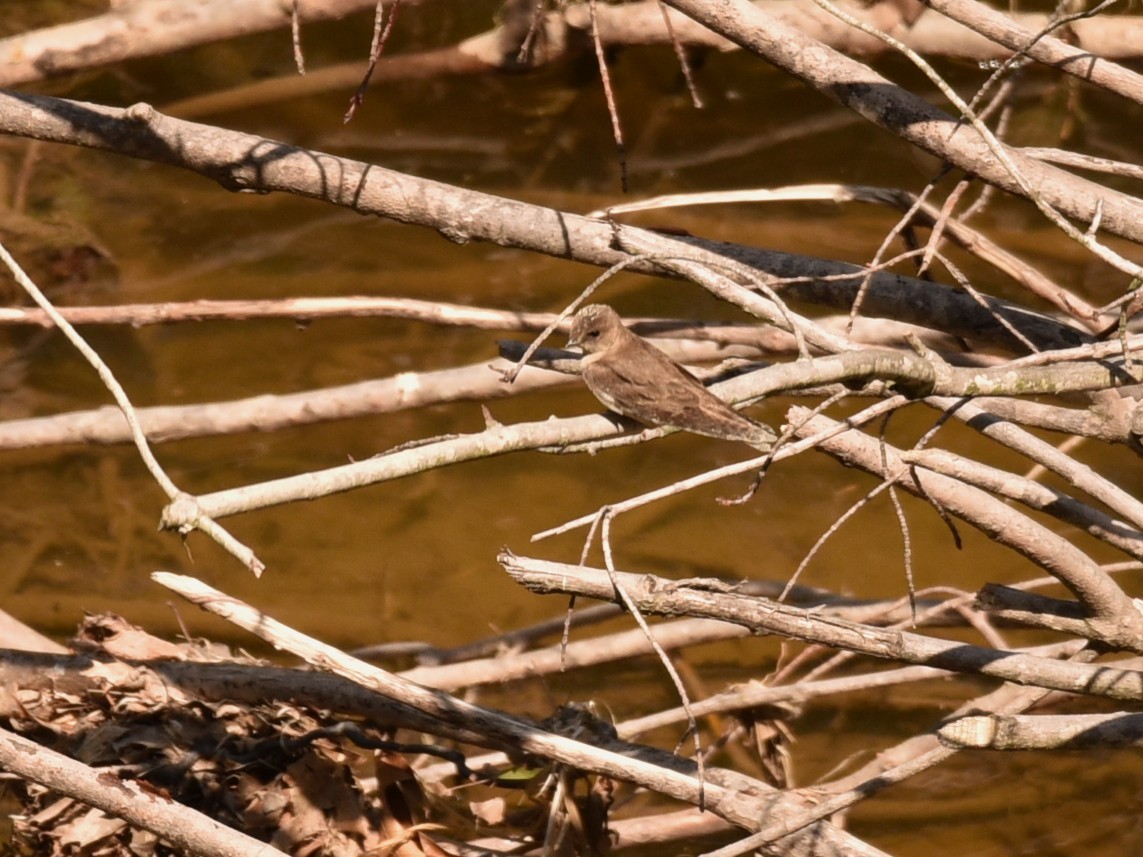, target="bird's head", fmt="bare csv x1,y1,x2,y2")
567,304,625,355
